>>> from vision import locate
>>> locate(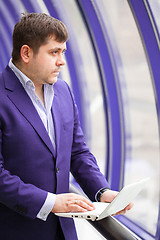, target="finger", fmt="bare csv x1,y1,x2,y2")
71,204,90,213
125,202,134,210
112,209,127,216
113,202,134,216
73,199,95,212
74,195,95,208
